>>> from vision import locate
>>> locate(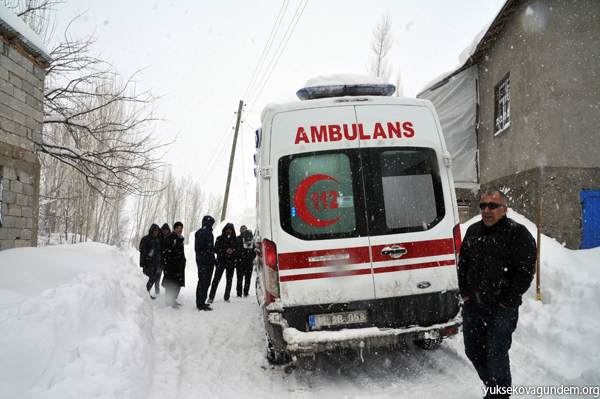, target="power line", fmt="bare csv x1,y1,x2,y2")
245,0,309,109
242,0,291,103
